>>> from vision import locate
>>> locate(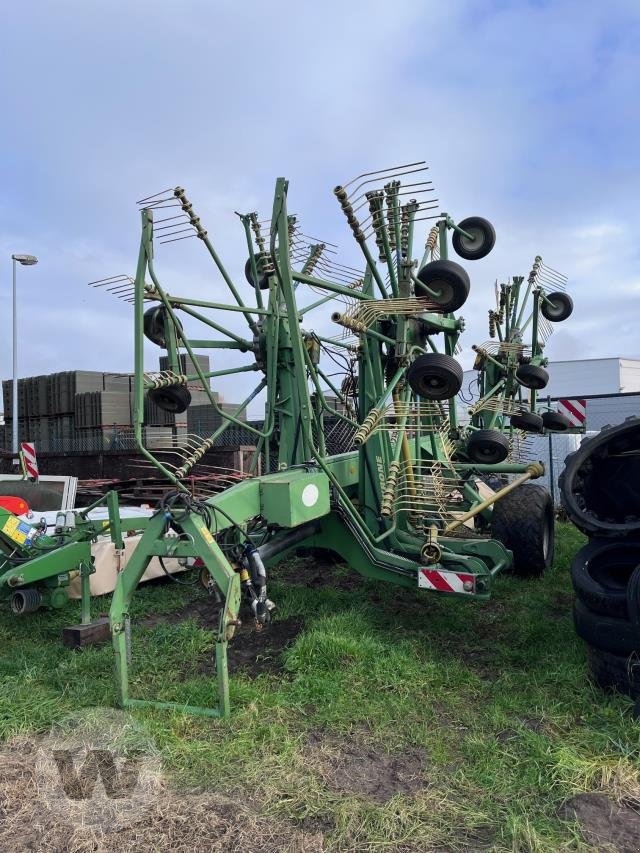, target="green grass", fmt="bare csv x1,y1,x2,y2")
1,523,640,851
